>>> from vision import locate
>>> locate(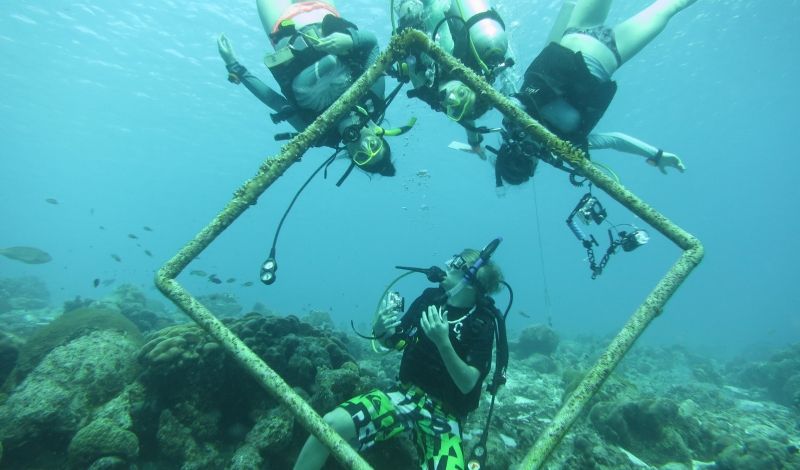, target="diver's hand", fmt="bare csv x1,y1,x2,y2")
217,34,237,65
420,305,450,349
315,32,354,55
648,151,686,174
373,306,401,339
